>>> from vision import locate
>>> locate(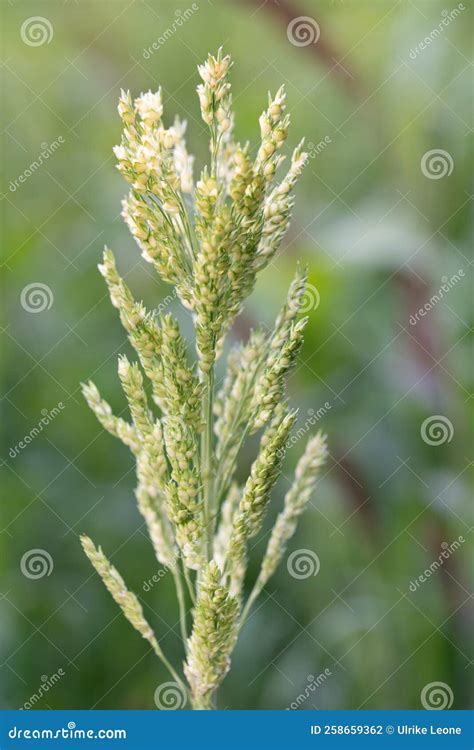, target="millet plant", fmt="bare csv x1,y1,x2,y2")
81,49,327,710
